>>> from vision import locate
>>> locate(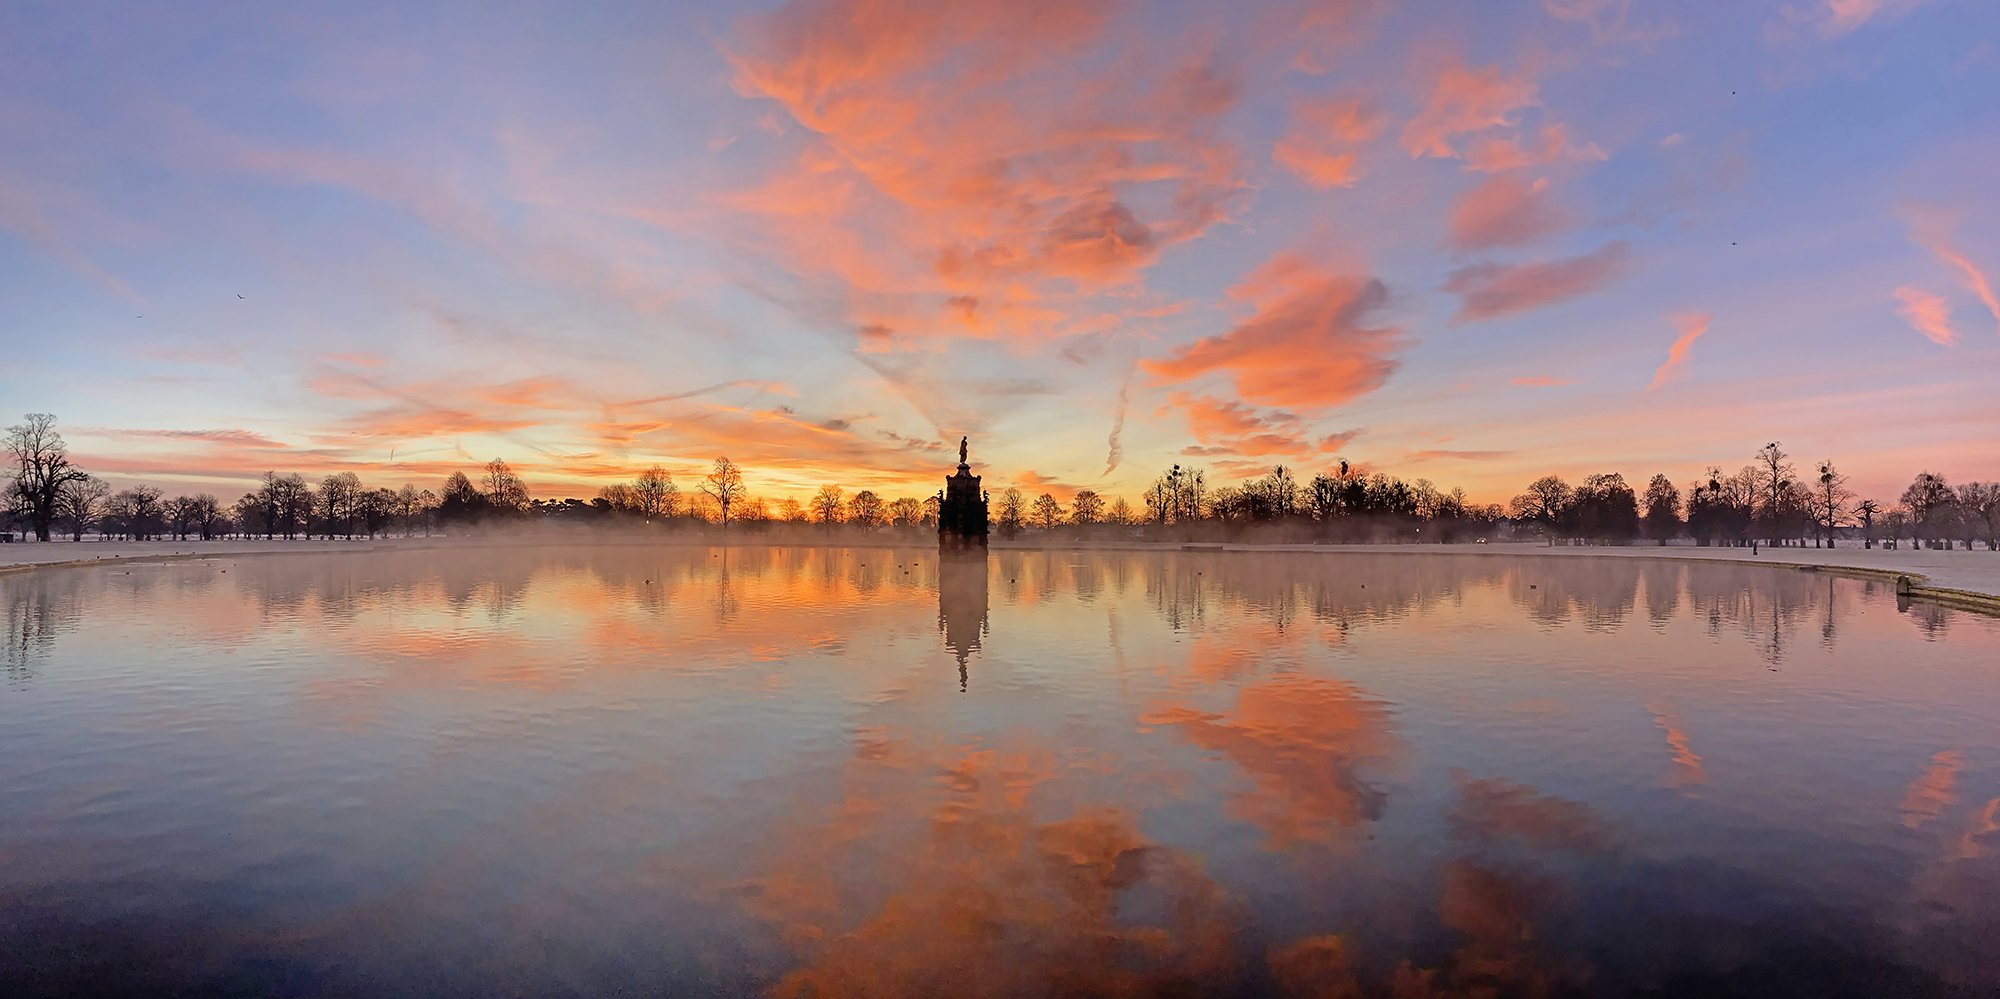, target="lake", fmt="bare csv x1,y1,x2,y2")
3,546,1998,997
